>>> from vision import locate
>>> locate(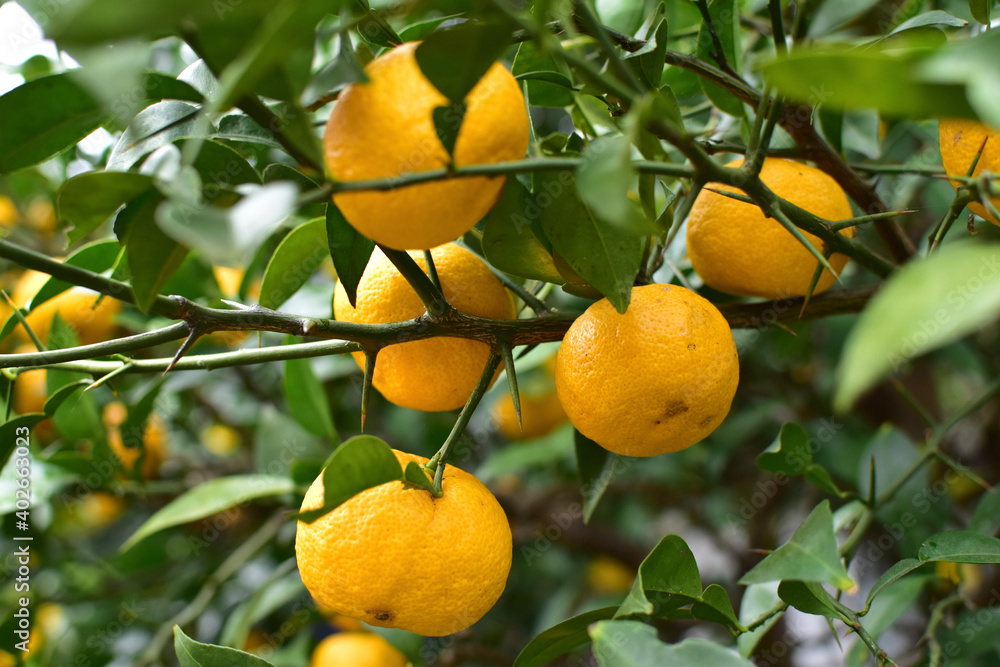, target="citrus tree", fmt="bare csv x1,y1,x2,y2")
2,0,1000,665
